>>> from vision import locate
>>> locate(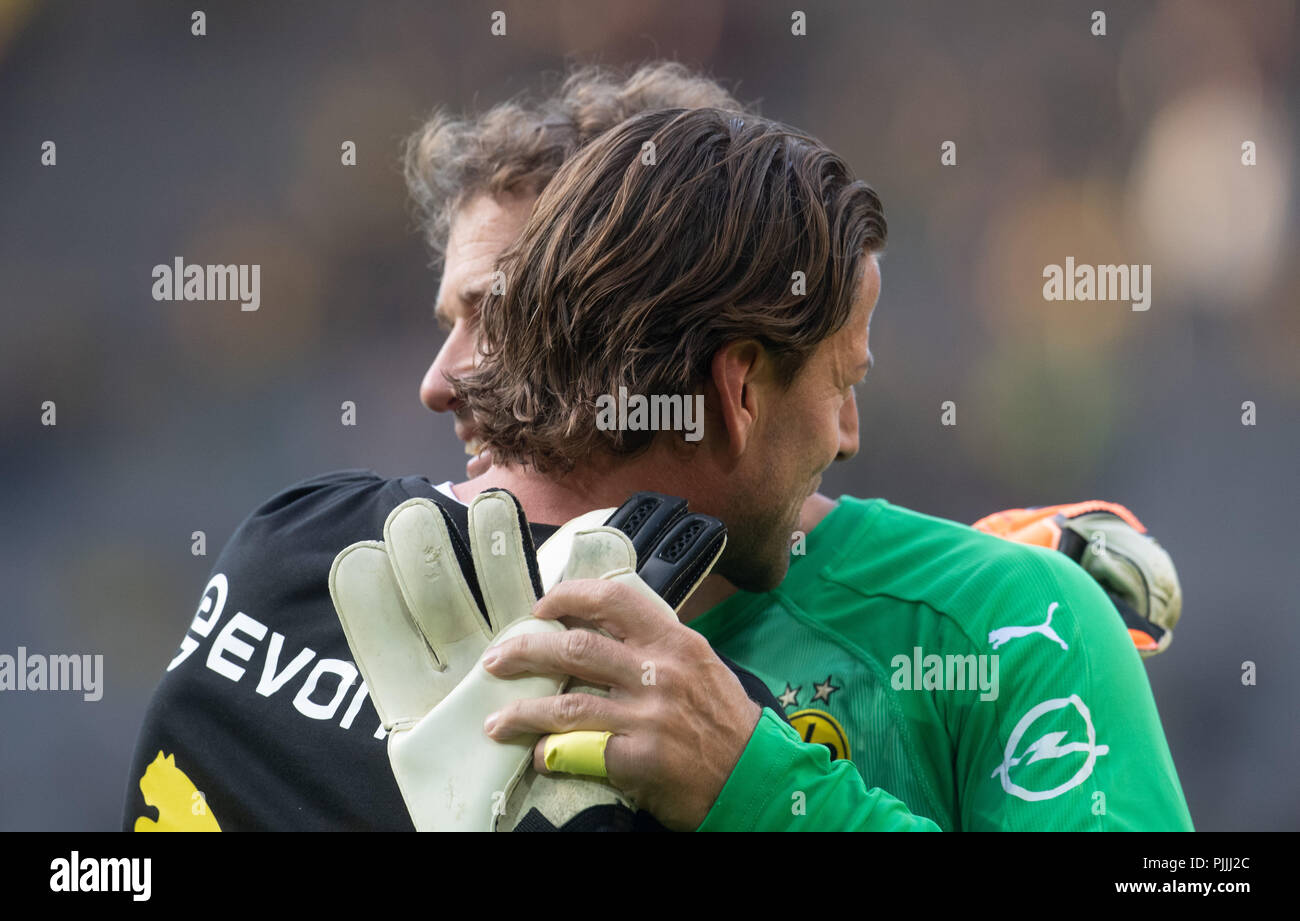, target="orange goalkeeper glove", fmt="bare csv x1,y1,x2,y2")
972,501,1182,657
